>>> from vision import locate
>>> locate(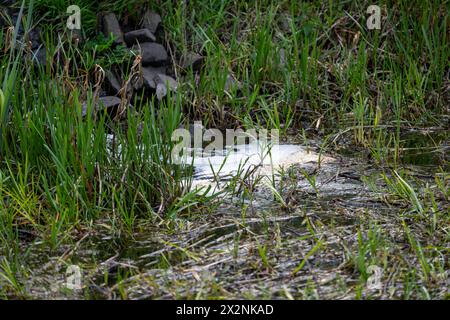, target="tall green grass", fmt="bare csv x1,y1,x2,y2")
0,1,202,252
